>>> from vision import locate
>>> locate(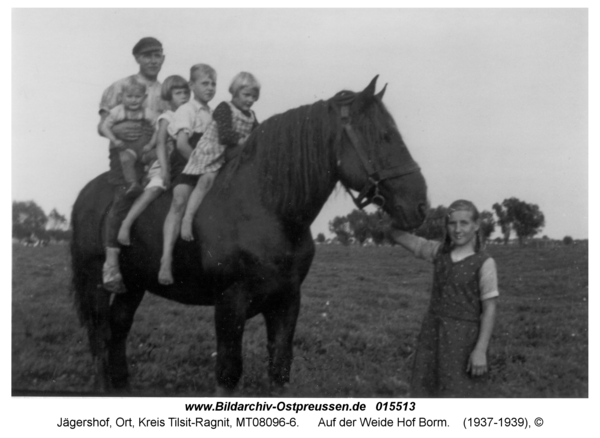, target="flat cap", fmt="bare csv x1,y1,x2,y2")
132,37,163,55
